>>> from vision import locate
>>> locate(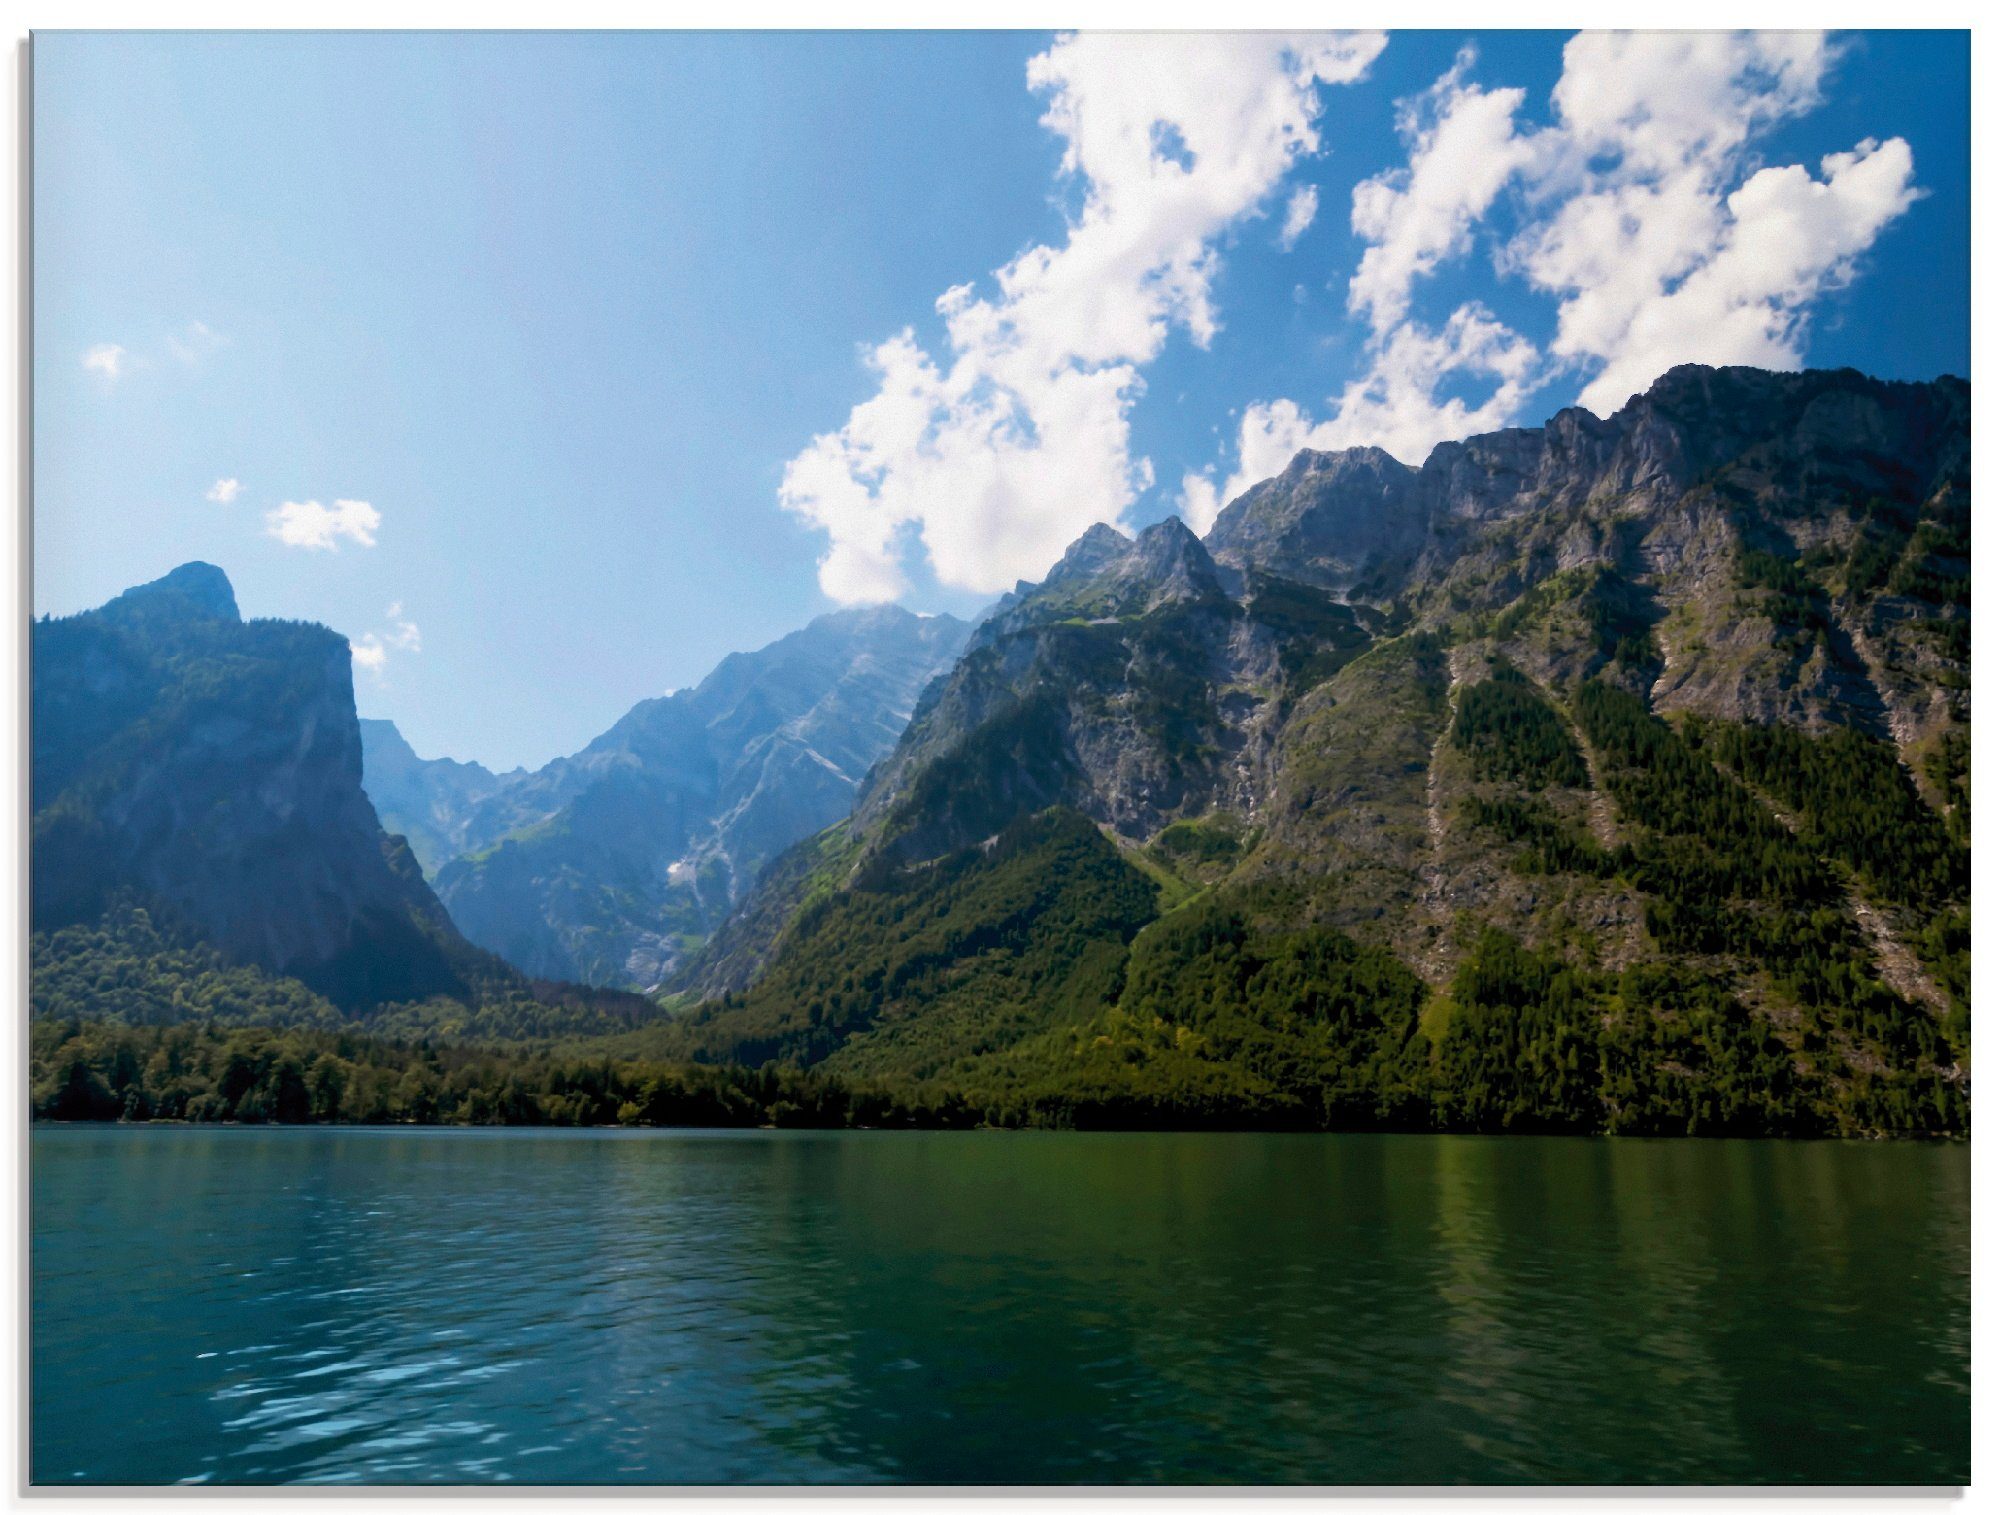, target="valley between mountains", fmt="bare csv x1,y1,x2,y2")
31,364,1972,1136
